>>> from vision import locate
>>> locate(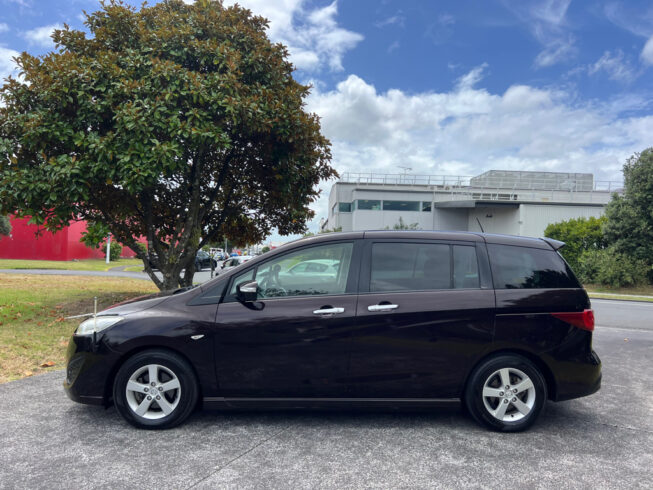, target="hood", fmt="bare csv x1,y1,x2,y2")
103,286,195,315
